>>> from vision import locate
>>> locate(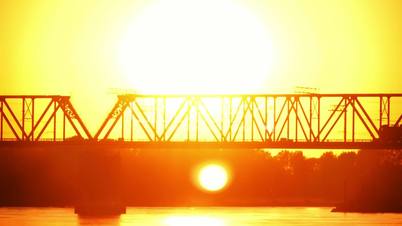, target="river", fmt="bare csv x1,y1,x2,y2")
0,207,400,226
